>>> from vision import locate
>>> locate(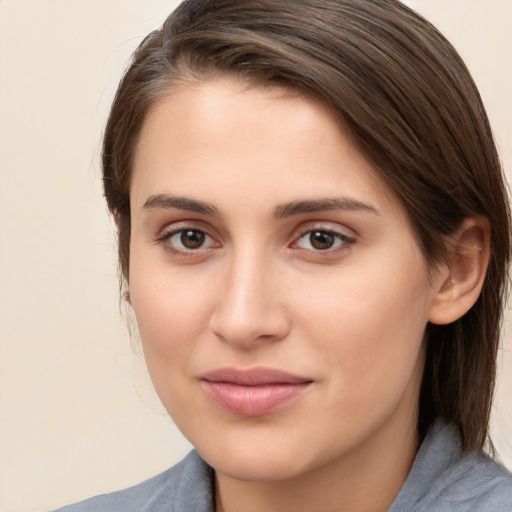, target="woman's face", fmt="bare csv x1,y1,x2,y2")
129,77,444,482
